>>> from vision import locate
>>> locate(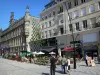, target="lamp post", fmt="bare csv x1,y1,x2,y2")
67,14,77,69
63,2,77,69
